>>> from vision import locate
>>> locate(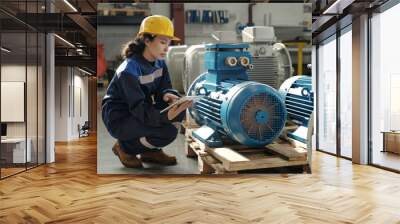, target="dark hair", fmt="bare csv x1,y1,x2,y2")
122,33,156,59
